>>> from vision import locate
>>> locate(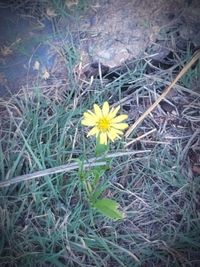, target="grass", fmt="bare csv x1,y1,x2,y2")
1,54,200,266
1,2,200,267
